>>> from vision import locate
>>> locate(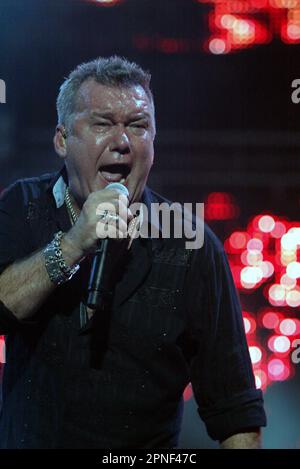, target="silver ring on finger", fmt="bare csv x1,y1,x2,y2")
98,209,109,220
106,213,119,222
99,211,119,223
